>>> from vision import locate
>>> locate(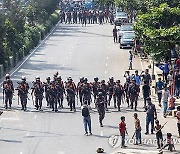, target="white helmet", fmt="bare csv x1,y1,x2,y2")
21,76,26,81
